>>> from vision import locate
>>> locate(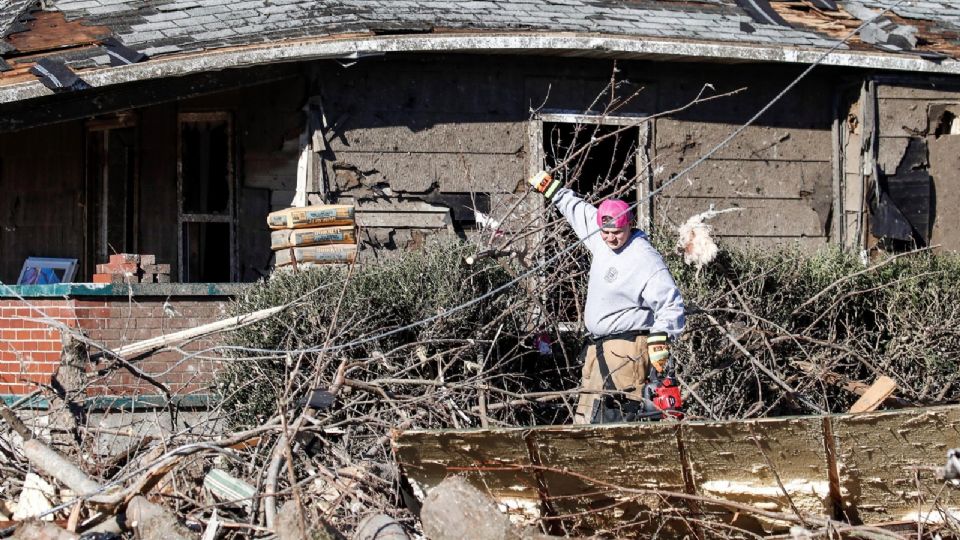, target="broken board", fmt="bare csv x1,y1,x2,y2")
394,405,960,536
